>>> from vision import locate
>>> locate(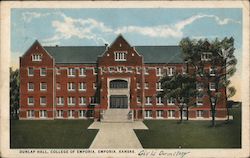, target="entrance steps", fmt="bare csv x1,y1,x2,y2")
101,109,133,123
